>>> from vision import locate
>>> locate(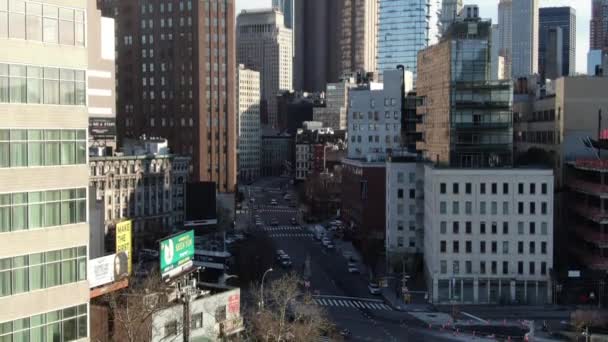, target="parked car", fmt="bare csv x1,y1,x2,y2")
290,217,297,225
368,282,381,295
347,262,359,273
280,255,292,268
325,242,335,250
270,199,278,205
